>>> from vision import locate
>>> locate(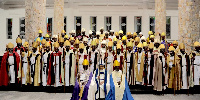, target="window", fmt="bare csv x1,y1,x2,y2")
166,16,171,39
119,16,127,35
149,16,171,39
104,16,112,31
64,16,67,33
149,16,155,33
47,18,53,37
19,17,25,39
134,16,142,34
7,18,12,39
75,16,82,35
90,16,97,32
